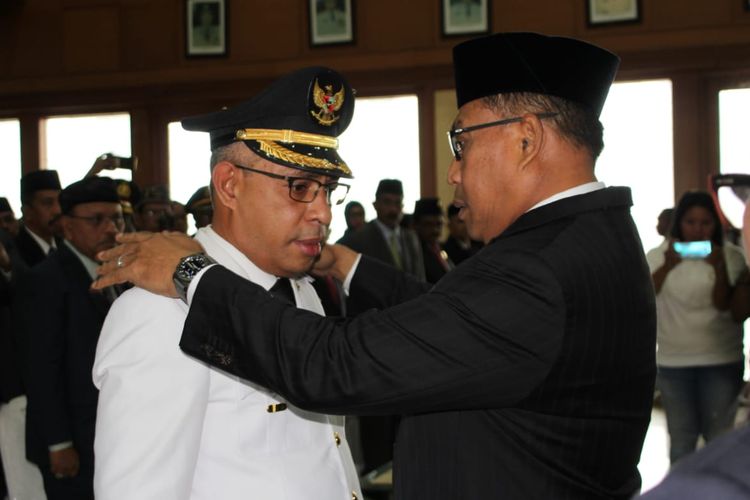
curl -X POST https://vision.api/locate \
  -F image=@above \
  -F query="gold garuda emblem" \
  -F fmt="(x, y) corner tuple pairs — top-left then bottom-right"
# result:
(310, 79), (345, 126)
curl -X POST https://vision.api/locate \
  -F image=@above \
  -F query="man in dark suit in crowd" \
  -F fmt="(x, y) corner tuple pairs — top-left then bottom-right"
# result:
(442, 203), (482, 265)
(0, 197), (20, 237)
(0, 229), (47, 500)
(95, 32), (657, 499)
(413, 198), (453, 284)
(339, 179), (425, 281)
(185, 186), (213, 230)
(16, 177), (124, 500)
(15, 170), (62, 268)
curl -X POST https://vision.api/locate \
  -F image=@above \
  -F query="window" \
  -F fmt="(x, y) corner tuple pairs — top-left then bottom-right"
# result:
(332, 94), (421, 242)
(597, 79), (674, 253)
(0, 119), (22, 214)
(167, 121), (212, 208)
(717, 88), (750, 229)
(44, 113), (132, 188)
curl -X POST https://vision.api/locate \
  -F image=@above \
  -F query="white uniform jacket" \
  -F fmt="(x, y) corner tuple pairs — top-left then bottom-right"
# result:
(93, 227), (361, 500)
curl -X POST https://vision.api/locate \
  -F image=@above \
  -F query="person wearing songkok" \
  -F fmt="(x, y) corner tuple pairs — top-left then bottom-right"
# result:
(185, 186), (213, 230)
(16, 170), (62, 267)
(0, 198), (19, 237)
(442, 203), (482, 265)
(0, 226), (46, 500)
(16, 176), (124, 500)
(93, 33), (656, 499)
(133, 184), (173, 232)
(93, 66), (361, 500)
(339, 179), (425, 282)
(413, 197), (454, 284)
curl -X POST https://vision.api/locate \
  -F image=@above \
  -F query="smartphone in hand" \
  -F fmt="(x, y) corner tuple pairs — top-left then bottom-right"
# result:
(673, 240), (712, 259)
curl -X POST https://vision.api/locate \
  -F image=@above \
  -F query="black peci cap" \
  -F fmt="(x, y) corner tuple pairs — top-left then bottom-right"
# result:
(375, 179), (404, 197)
(59, 177), (120, 215)
(413, 198), (443, 218)
(21, 170), (62, 199)
(185, 186), (212, 214)
(0, 197), (11, 213)
(452, 32), (619, 116)
(181, 66), (355, 179)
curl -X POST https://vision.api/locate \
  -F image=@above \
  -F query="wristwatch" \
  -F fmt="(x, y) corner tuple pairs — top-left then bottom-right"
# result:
(173, 253), (216, 303)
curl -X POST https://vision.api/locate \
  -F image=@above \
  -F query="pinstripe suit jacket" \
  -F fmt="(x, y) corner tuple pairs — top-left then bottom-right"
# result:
(180, 186), (657, 499)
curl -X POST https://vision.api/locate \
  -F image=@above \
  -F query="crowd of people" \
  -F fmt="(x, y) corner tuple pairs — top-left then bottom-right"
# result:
(0, 169), (213, 499)
(0, 29), (749, 500)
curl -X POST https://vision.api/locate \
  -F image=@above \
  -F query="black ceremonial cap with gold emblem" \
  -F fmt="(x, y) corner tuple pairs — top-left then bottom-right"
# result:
(181, 66), (355, 179)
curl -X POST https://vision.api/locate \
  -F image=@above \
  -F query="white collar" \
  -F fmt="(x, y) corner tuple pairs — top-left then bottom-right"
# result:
(527, 181), (606, 212)
(64, 240), (99, 280)
(24, 225), (56, 255)
(194, 226), (310, 292)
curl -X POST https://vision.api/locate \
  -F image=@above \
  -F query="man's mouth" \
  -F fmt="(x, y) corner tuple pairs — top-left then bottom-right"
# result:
(296, 239), (322, 257)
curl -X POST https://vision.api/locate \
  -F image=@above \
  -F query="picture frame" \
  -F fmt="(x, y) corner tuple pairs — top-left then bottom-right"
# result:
(186, 0), (227, 57)
(309, 0), (355, 47)
(586, 0), (640, 27)
(441, 0), (490, 37)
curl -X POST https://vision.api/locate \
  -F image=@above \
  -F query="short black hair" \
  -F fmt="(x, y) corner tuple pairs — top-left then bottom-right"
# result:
(670, 191), (723, 245)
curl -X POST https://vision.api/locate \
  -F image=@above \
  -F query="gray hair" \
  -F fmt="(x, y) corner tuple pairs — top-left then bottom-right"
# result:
(481, 92), (604, 161)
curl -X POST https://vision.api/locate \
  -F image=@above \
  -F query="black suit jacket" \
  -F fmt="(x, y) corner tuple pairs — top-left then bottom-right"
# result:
(15, 243), (111, 468)
(14, 225), (60, 268)
(339, 221), (425, 281)
(0, 229), (26, 402)
(180, 187), (657, 499)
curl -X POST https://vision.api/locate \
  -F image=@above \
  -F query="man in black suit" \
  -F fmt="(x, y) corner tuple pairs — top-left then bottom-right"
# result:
(0, 197), (20, 237)
(16, 170), (62, 267)
(0, 229), (47, 500)
(339, 179), (425, 281)
(413, 197), (453, 284)
(442, 203), (482, 265)
(95, 32), (656, 499)
(16, 177), (124, 500)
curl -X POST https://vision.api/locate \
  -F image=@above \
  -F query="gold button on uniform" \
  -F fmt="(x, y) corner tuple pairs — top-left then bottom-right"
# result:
(351, 492), (357, 500)
(334, 432), (341, 446)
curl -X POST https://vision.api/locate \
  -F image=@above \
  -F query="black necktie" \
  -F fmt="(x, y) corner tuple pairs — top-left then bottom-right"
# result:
(269, 278), (296, 306)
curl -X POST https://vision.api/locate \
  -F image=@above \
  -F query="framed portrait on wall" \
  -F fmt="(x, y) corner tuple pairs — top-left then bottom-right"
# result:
(186, 0), (227, 57)
(586, 0), (640, 26)
(309, 0), (355, 46)
(441, 0), (490, 37)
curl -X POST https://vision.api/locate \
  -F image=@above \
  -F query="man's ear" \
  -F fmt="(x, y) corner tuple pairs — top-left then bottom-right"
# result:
(517, 113), (545, 168)
(211, 161), (239, 210)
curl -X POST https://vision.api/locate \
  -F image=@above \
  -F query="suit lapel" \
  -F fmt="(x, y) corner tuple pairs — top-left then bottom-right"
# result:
(57, 244), (110, 320)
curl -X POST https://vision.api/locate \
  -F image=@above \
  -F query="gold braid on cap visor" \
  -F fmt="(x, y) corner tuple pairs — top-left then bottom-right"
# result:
(235, 128), (351, 176)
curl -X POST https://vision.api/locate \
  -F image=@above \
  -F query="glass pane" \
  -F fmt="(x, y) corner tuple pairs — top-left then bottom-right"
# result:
(0, 119), (22, 215)
(168, 121), (212, 234)
(332, 95), (420, 242)
(717, 88), (750, 228)
(44, 113), (132, 188)
(597, 79), (674, 253)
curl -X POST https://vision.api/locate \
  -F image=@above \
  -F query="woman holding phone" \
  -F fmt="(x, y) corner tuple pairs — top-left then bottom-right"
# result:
(646, 190), (747, 464)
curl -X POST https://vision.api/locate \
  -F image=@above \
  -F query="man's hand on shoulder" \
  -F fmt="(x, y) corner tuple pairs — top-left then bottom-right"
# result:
(93, 231), (203, 297)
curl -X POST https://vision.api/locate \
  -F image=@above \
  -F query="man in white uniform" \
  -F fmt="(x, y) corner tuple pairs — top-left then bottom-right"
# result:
(93, 66), (362, 500)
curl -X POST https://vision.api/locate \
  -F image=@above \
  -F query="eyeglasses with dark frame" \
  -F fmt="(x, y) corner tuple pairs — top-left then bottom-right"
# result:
(447, 112), (558, 161)
(232, 163), (351, 206)
(67, 213), (126, 229)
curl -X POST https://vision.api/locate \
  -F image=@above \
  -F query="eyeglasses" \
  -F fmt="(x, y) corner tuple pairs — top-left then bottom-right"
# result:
(233, 163), (350, 206)
(67, 213), (125, 229)
(447, 112), (558, 161)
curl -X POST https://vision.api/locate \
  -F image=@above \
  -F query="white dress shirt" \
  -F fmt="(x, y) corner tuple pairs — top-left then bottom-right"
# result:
(93, 226), (361, 500)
